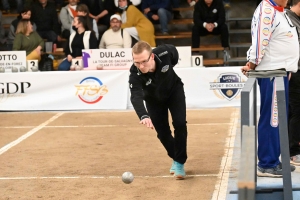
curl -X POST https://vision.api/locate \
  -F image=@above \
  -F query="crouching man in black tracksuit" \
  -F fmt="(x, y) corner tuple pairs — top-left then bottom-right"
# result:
(129, 41), (188, 180)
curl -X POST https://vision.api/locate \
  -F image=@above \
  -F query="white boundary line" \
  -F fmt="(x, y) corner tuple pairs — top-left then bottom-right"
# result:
(211, 108), (239, 200)
(0, 123), (231, 129)
(0, 174), (218, 180)
(0, 112), (64, 155)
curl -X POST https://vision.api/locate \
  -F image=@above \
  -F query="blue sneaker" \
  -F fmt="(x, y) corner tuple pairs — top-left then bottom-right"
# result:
(174, 161), (186, 180)
(170, 161), (176, 174)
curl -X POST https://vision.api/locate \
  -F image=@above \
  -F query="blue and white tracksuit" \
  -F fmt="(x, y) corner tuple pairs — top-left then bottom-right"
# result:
(247, 0), (299, 169)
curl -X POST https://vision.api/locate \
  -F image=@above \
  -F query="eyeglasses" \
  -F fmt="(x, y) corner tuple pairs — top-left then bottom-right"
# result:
(133, 54), (151, 66)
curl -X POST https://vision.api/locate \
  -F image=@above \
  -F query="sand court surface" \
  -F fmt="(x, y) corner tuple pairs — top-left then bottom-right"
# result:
(0, 107), (238, 200)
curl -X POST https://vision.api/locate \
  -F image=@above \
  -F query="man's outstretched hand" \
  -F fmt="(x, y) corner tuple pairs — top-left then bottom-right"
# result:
(140, 118), (154, 129)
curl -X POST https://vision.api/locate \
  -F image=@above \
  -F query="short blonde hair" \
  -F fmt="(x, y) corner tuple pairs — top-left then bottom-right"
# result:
(15, 19), (30, 35)
(132, 41), (152, 55)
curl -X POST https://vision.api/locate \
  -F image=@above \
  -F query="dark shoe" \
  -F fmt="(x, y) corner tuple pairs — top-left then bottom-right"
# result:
(257, 165), (283, 177)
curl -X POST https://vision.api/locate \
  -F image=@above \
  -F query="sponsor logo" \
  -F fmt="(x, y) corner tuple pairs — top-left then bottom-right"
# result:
(264, 7), (272, 14)
(0, 82), (31, 102)
(263, 17), (271, 25)
(271, 81), (278, 127)
(210, 73), (245, 101)
(262, 39), (269, 46)
(161, 65), (169, 73)
(75, 77), (108, 104)
(262, 28), (269, 36)
(286, 31), (293, 37)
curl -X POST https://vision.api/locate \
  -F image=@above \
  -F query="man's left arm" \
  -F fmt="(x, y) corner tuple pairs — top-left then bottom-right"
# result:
(165, 44), (179, 66)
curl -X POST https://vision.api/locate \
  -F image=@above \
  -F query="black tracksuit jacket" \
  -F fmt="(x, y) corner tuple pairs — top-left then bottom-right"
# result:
(129, 44), (182, 120)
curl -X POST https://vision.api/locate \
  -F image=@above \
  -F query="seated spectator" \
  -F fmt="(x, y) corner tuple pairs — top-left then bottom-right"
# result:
(76, 4), (99, 40)
(12, 19), (44, 61)
(59, 0), (78, 39)
(99, 14), (131, 49)
(80, 0), (116, 28)
(1, 0), (23, 13)
(7, 7), (37, 47)
(58, 16), (98, 71)
(31, 0), (61, 43)
(118, 0), (156, 47)
(142, 0), (172, 35)
(192, 0), (229, 52)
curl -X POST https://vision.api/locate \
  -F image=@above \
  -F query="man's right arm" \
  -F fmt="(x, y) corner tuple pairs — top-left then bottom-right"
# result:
(247, 4), (276, 66)
(129, 75), (149, 120)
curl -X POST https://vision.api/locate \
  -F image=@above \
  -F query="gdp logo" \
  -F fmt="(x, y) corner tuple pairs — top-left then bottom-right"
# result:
(210, 73), (245, 101)
(75, 77), (108, 104)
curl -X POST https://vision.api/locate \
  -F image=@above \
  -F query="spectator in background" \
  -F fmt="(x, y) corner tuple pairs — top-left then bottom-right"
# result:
(286, 0), (300, 166)
(1, 0), (23, 13)
(76, 4), (99, 40)
(142, 0), (173, 35)
(7, 7), (36, 47)
(59, 0), (78, 39)
(31, 0), (61, 43)
(12, 19), (44, 61)
(58, 16), (98, 71)
(99, 14), (131, 49)
(80, 0), (117, 28)
(0, 11), (8, 50)
(192, 0), (230, 55)
(241, 0), (298, 177)
(118, 0), (156, 47)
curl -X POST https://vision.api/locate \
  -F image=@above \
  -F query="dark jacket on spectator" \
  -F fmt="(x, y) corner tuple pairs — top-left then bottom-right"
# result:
(80, 0), (116, 17)
(193, 0), (225, 27)
(31, 1), (60, 35)
(141, 0), (172, 19)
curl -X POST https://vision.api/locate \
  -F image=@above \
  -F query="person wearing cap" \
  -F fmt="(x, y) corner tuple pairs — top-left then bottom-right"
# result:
(99, 14), (132, 49)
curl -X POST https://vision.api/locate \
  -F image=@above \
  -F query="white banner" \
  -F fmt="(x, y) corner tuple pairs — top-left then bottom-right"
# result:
(0, 67), (260, 111)
(127, 67), (257, 109)
(82, 48), (133, 70)
(0, 70), (129, 110)
(0, 51), (26, 72)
